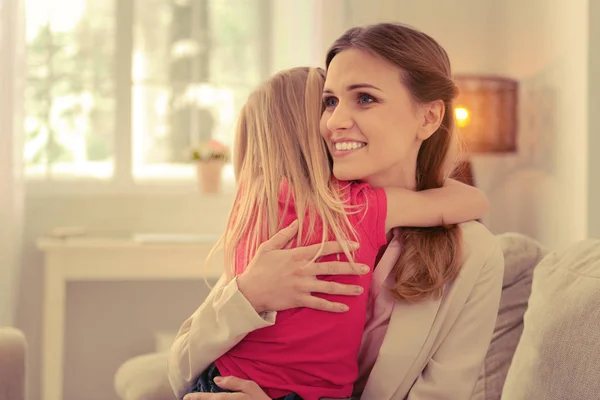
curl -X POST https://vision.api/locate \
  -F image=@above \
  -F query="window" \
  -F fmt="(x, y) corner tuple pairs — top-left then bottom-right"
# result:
(24, 0), (270, 187)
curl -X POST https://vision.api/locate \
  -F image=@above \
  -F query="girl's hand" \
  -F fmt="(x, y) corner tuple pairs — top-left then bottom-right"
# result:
(237, 220), (369, 313)
(183, 376), (270, 400)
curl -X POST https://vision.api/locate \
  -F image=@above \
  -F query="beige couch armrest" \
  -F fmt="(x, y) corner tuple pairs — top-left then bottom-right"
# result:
(0, 327), (27, 400)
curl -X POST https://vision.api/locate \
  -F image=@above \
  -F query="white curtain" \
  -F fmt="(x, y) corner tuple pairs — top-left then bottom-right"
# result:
(0, 0), (25, 326)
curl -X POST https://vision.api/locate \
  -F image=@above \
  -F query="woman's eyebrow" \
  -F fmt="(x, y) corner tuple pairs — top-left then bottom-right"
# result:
(323, 83), (382, 94)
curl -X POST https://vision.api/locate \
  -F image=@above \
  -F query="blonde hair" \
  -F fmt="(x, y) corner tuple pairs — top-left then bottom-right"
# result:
(211, 67), (358, 279)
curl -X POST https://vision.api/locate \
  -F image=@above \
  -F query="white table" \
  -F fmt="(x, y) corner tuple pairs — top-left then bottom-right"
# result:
(37, 235), (223, 400)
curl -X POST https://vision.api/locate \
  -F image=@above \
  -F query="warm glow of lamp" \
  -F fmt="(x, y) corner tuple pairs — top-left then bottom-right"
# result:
(454, 106), (471, 128)
(449, 75), (519, 189)
(453, 75), (518, 153)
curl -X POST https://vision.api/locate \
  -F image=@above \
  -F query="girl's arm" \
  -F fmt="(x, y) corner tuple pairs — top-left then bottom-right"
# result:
(384, 179), (488, 231)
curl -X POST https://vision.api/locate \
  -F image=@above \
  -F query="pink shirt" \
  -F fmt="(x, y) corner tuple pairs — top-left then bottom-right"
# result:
(215, 181), (388, 400)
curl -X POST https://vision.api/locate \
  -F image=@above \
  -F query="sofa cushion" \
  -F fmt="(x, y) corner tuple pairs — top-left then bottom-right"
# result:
(114, 352), (175, 400)
(471, 232), (546, 400)
(501, 239), (600, 399)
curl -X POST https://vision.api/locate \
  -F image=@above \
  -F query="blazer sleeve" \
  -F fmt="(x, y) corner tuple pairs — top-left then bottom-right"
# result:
(406, 239), (505, 400)
(167, 274), (276, 399)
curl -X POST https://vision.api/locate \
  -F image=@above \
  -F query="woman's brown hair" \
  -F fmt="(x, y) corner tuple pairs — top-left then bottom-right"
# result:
(326, 23), (463, 302)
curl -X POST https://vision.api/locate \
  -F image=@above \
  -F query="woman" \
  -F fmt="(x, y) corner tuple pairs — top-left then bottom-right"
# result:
(170, 22), (504, 400)
(184, 66), (487, 400)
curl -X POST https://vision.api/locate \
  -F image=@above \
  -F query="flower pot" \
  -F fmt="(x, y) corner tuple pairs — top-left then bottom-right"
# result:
(196, 160), (223, 194)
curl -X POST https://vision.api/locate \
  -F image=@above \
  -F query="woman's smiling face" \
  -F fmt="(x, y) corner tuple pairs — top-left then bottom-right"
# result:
(320, 48), (427, 189)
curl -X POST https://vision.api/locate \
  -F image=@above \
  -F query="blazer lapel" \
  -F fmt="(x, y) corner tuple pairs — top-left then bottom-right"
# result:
(361, 295), (442, 400)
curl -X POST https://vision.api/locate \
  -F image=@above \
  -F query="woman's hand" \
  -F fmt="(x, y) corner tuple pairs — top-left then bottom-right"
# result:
(237, 220), (369, 313)
(183, 376), (270, 400)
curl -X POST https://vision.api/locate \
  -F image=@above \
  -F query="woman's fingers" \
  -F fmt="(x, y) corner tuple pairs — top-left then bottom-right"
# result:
(258, 220), (298, 252)
(305, 261), (370, 276)
(311, 279), (364, 296)
(214, 376), (266, 396)
(299, 294), (350, 313)
(238, 230), (366, 314)
(183, 393), (246, 399)
(182, 376), (269, 399)
(294, 240), (360, 260)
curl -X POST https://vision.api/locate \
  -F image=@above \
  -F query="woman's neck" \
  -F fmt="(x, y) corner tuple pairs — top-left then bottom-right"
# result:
(365, 168), (416, 190)
(364, 156), (418, 190)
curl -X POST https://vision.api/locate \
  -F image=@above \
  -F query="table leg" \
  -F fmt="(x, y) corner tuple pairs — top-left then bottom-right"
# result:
(42, 266), (66, 400)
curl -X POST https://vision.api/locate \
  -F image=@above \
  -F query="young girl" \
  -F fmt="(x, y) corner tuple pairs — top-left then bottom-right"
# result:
(187, 67), (488, 400)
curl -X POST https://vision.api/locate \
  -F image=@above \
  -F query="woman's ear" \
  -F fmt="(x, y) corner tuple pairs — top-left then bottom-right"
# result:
(417, 100), (445, 140)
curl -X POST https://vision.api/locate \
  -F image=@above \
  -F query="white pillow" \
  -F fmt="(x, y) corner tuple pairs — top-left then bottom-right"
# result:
(501, 239), (600, 399)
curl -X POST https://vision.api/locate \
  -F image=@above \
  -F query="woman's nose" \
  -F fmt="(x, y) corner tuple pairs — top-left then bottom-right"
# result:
(326, 104), (354, 132)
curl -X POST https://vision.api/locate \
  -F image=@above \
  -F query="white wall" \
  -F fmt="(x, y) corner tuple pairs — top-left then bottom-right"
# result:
(483, 0), (589, 248)
(347, 0), (590, 249)
(347, 0), (502, 75)
(15, 1), (595, 400)
(269, 0), (321, 72)
(589, 0), (600, 238)
(268, 0), (349, 73)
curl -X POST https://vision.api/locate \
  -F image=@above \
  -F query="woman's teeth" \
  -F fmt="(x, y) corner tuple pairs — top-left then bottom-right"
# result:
(334, 142), (366, 151)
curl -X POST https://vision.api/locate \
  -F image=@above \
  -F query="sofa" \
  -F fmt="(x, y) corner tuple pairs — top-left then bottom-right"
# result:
(114, 233), (600, 400)
(0, 327), (27, 400)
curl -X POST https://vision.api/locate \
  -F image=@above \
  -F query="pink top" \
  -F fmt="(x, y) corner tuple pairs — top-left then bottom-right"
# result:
(354, 228), (402, 394)
(215, 181), (388, 400)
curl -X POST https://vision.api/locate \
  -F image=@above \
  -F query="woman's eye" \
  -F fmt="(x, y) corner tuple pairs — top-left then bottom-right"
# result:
(323, 97), (338, 108)
(358, 94), (375, 105)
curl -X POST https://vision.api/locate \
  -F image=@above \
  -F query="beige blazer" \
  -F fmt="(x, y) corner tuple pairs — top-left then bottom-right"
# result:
(168, 221), (504, 400)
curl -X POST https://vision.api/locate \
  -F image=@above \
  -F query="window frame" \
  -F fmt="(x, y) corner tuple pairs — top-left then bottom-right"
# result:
(24, 0), (272, 196)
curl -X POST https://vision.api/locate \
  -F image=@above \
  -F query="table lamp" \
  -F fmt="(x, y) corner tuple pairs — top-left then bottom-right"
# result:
(450, 75), (519, 186)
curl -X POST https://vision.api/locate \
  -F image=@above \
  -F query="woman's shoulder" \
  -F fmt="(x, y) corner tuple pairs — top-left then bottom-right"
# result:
(455, 221), (504, 282)
(458, 221), (500, 257)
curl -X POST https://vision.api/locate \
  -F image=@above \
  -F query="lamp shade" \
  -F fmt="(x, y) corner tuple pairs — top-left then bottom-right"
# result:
(453, 75), (518, 153)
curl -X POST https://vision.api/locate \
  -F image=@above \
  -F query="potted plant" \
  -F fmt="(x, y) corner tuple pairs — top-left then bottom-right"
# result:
(190, 139), (230, 193)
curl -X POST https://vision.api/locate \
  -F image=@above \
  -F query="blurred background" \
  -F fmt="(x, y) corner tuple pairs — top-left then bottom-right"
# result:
(0, 0), (598, 399)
